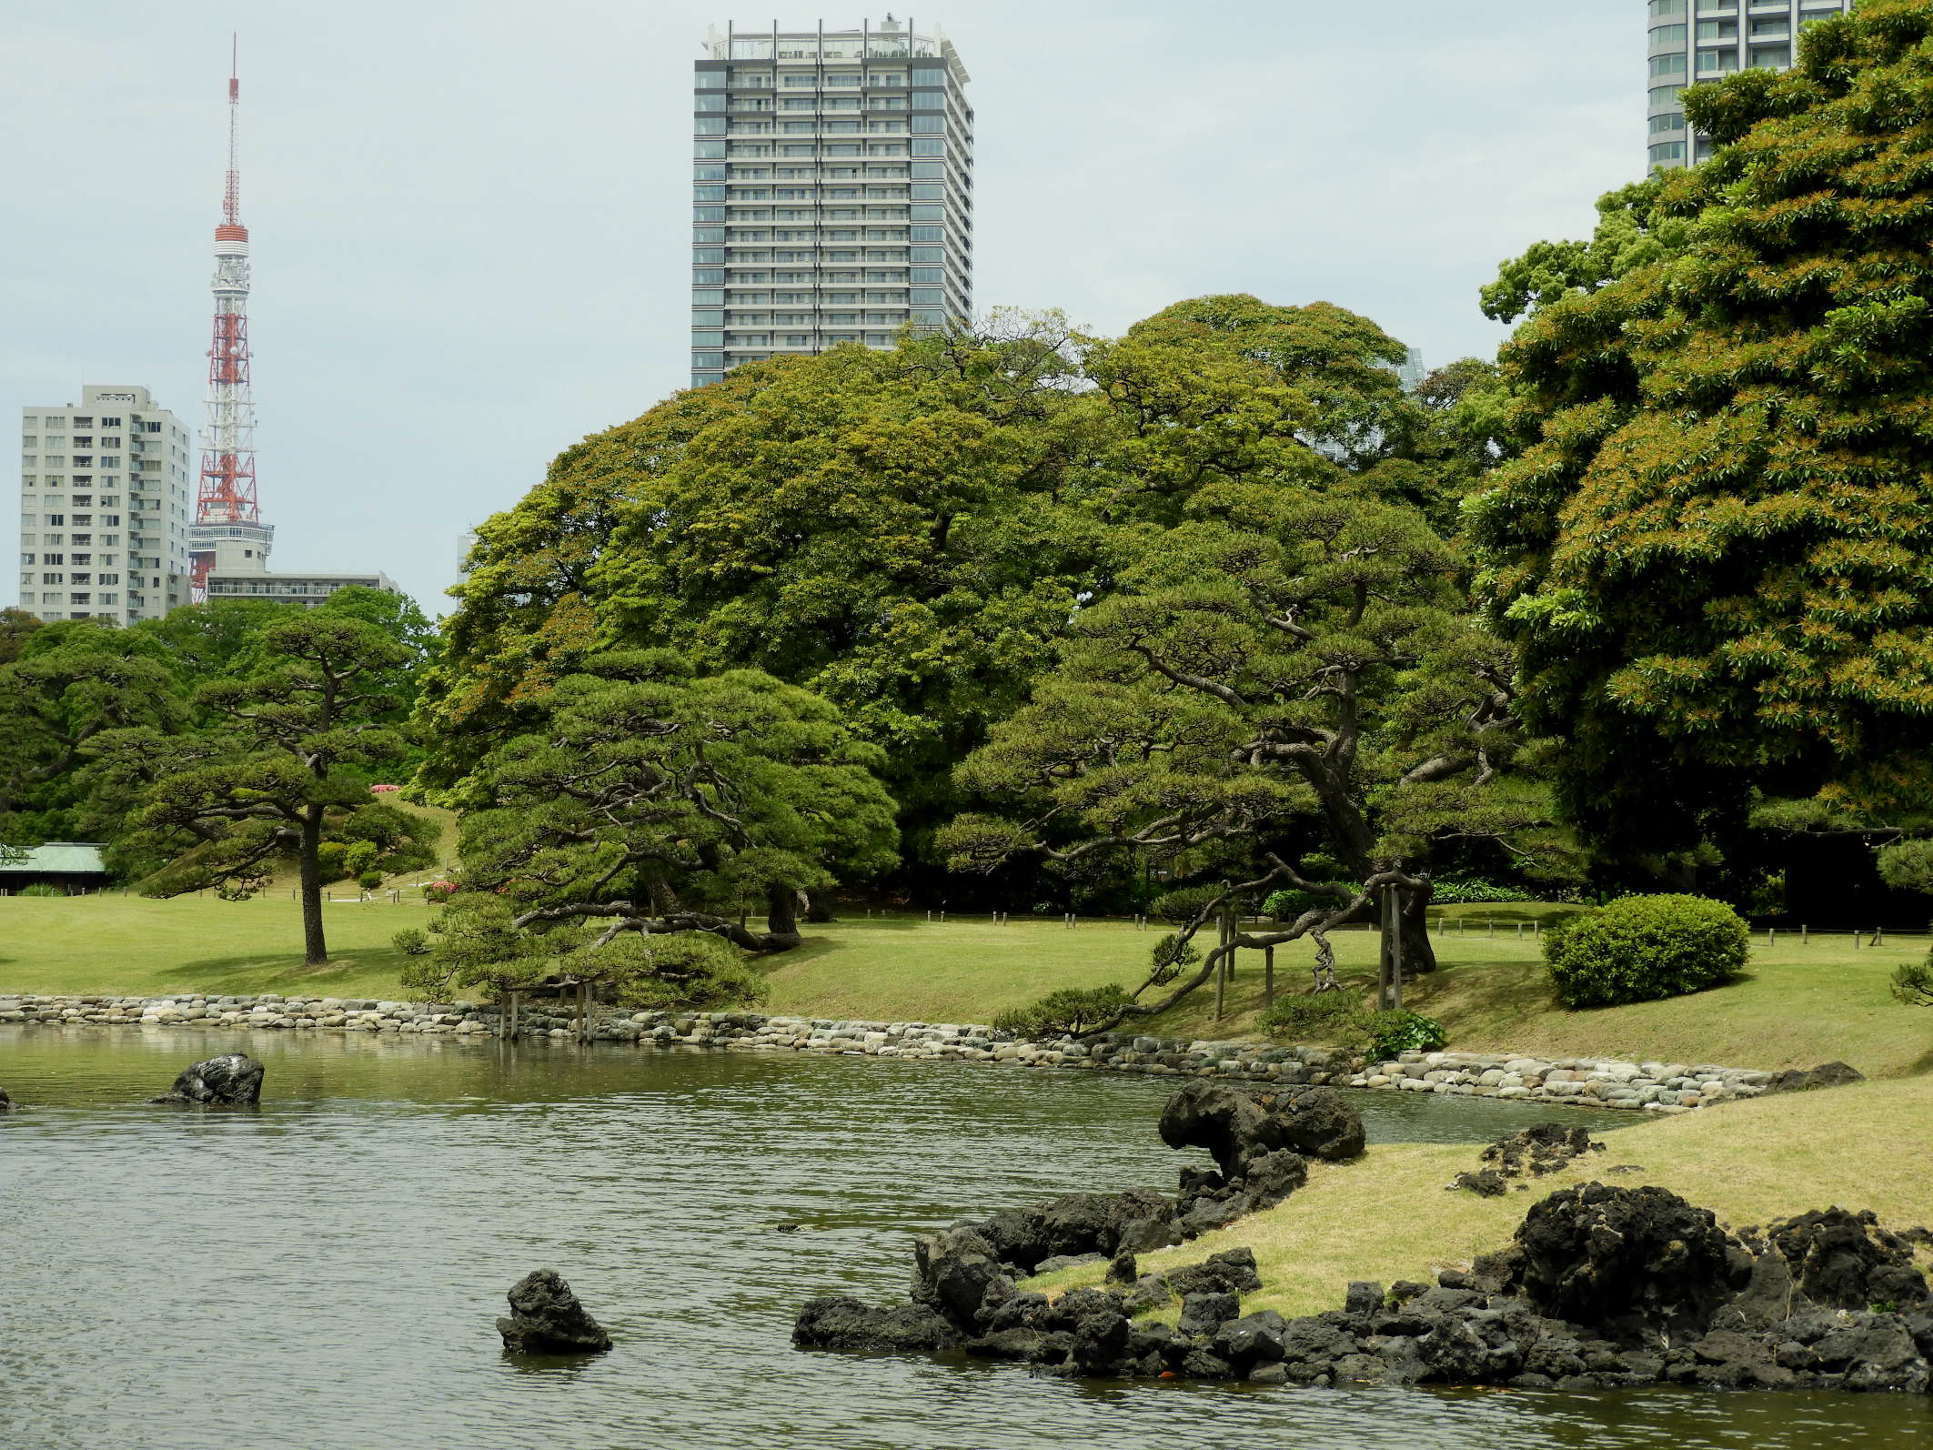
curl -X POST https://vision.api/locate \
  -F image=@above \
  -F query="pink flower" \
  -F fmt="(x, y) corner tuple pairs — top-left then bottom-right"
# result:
(370, 783), (402, 794)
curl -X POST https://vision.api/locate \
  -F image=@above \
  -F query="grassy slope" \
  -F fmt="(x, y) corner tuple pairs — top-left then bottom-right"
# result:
(1030, 1074), (1933, 1318)
(3, 899), (1928, 1077)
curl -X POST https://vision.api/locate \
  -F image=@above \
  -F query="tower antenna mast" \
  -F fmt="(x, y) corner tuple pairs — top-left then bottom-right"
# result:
(190, 33), (272, 600)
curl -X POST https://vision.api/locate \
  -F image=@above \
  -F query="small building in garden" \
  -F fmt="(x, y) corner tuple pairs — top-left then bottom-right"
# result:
(0, 842), (109, 895)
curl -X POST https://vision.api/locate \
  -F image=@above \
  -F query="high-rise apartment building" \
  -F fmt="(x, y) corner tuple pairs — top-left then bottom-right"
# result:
(691, 18), (974, 388)
(16, 384), (195, 625)
(1647, 0), (1854, 170)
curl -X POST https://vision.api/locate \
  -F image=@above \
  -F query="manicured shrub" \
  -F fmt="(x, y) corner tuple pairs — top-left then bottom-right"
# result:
(392, 927), (431, 957)
(1893, 955), (1933, 1007)
(1262, 888), (1325, 921)
(1542, 893), (1748, 1009)
(314, 841), (351, 885)
(343, 840), (380, 877)
(993, 984), (1133, 1039)
(1259, 990), (1362, 1041)
(15, 882), (63, 898)
(357, 870), (385, 890)
(1429, 877), (1534, 905)
(1363, 1008), (1446, 1060)
(1149, 885), (1223, 925)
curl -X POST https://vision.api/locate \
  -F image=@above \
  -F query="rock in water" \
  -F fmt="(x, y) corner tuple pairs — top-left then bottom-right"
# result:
(151, 1054), (264, 1106)
(0, 1087), (17, 1112)
(496, 1269), (612, 1354)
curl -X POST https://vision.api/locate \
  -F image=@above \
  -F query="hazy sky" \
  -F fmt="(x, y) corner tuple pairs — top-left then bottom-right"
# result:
(2, 1), (1637, 616)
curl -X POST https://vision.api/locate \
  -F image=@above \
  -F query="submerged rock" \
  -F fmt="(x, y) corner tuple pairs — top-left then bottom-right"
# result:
(793, 1296), (960, 1353)
(0, 1087), (17, 1112)
(150, 1053), (264, 1106)
(496, 1269), (612, 1354)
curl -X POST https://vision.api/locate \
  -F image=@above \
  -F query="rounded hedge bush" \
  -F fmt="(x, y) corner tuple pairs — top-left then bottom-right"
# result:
(1543, 893), (1748, 1009)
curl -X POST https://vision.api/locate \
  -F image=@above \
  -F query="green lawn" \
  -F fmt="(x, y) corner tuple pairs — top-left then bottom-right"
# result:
(1031, 1072), (1933, 1318)
(4, 896), (1929, 1077)
(0, 892), (432, 1000)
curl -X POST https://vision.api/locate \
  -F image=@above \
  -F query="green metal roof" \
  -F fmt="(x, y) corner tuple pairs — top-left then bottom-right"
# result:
(0, 842), (107, 875)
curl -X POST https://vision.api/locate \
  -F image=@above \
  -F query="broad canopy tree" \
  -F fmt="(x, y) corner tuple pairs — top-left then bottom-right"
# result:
(408, 653), (898, 1007)
(940, 482), (1563, 1027)
(1471, 0), (1933, 866)
(115, 614), (412, 965)
(422, 299), (1452, 900)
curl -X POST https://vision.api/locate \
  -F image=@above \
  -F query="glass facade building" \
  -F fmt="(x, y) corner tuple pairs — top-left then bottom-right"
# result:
(691, 18), (973, 389)
(1647, 0), (1854, 170)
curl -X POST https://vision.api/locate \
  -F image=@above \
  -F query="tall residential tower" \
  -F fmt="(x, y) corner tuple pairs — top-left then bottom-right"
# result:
(691, 18), (974, 389)
(16, 385), (196, 625)
(1647, 0), (1854, 170)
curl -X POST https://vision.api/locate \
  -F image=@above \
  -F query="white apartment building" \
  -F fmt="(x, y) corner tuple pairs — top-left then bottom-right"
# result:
(1647, 0), (1855, 170)
(691, 17), (974, 388)
(17, 384), (194, 625)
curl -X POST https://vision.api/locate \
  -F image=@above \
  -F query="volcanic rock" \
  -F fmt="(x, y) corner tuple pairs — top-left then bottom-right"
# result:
(151, 1053), (264, 1106)
(495, 1269), (612, 1354)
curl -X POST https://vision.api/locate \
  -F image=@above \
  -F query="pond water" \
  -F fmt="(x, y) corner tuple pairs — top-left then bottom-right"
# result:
(0, 1028), (1926, 1450)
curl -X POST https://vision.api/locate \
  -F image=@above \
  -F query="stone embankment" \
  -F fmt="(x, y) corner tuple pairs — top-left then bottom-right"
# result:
(0, 994), (1775, 1113)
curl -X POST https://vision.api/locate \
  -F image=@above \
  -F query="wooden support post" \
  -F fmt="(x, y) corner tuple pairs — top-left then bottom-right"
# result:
(1213, 906), (1230, 1021)
(1264, 945), (1276, 1012)
(1802, 923), (1809, 945)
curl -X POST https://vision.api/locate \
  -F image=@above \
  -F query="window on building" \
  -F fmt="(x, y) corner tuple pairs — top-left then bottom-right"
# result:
(1650, 140), (1688, 164)
(1650, 52), (1689, 76)
(696, 116), (727, 134)
(1650, 112), (1685, 133)
(911, 138), (945, 155)
(1650, 23), (1688, 46)
(1751, 44), (1792, 66)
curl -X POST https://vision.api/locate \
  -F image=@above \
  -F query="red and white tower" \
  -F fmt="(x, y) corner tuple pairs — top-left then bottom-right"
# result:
(188, 38), (274, 600)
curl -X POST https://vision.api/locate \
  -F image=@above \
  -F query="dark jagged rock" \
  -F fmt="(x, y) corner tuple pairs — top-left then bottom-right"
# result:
(1756, 1208), (1930, 1311)
(1035, 1252), (1105, 1276)
(963, 1188), (1178, 1274)
(1069, 1307), (1131, 1375)
(1164, 1247), (1264, 1297)
(151, 1053), (264, 1106)
(794, 1296), (960, 1353)
(1178, 1291), (1240, 1337)
(1343, 1281), (1383, 1320)
(1105, 1251), (1137, 1286)
(495, 1269), (612, 1354)
(0, 1087), (16, 1112)
(1480, 1123), (1605, 1179)
(1213, 1311), (1288, 1374)
(1767, 1061), (1866, 1094)
(1506, 1183), (1748, 1344)
(911, 1226), (1015, 1325)
(1159, 1081), (1364, 1177)
(1452, 1169), (1508, 1198)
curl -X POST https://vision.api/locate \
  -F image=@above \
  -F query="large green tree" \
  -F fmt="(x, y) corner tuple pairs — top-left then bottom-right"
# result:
(120, 614), (411, 964)
(940, 482), (1566, 1020)
(411, 654), (896, 1005)
(425, 299), (1446, 896)
(1471, 1), (1933, 864)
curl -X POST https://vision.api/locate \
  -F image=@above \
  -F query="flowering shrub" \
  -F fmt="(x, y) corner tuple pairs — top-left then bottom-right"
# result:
(423, 879), (458, 903)
(369, 783), (402, 794)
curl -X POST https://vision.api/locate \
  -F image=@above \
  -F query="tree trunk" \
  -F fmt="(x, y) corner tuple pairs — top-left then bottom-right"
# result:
(298, 805), (328, 966)
(763, 883), (803, 951)
(1377, 883), (1437, 987)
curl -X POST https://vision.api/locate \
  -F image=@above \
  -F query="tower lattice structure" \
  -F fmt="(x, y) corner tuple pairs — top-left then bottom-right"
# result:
(190, 41), (268, 598)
